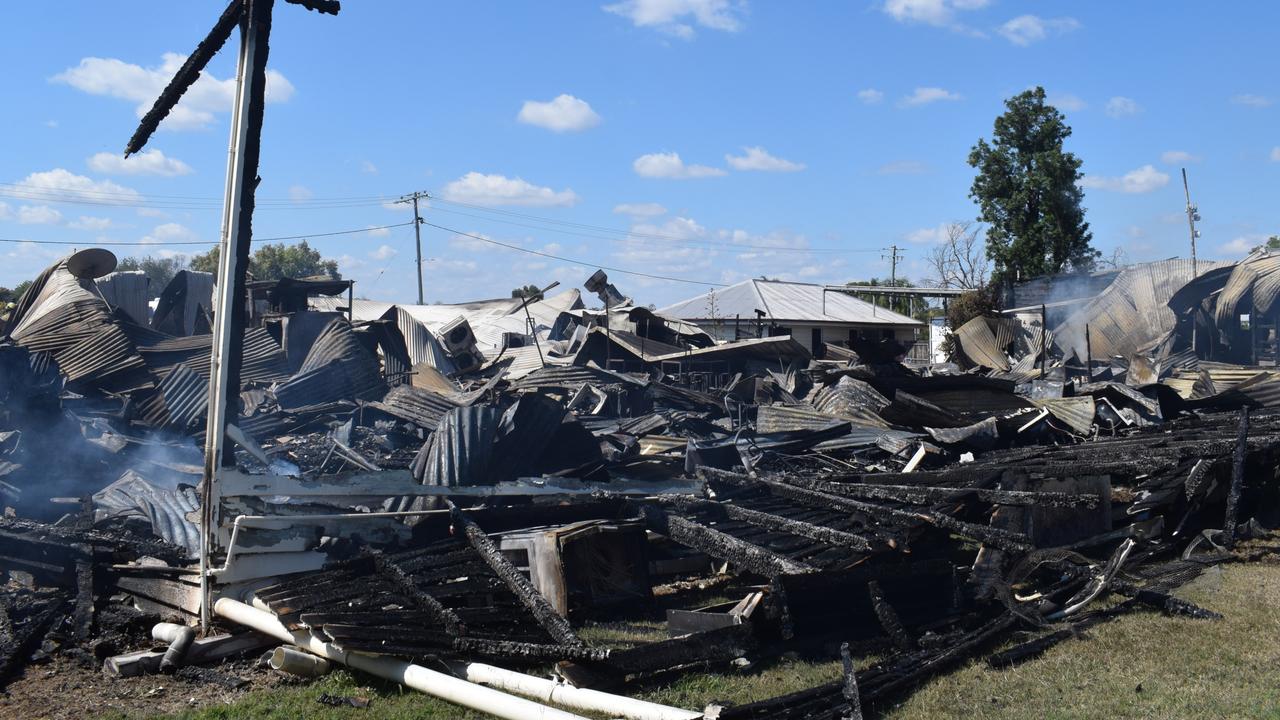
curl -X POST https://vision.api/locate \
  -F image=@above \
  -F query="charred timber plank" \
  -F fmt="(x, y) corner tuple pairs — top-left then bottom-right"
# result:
(642, 505), (814, 578)
(867, 580), (913, 651)
(72, 556), (94, 641)
(1224, 407), (1250, 548)
(840, 641), (863, 720)
(452, 637), (610, 663)
(593, 624), (754, 679)
(450, 505), (583, 647)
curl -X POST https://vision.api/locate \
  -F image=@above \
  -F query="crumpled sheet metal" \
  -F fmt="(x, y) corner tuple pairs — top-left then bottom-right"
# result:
(95, 271), (151, 327)
(1054, 259), (1226, 362)
(809, 375), (891, 428)
(1032, 396), (1097, 435)
(93, 469), (200, 557)
(954, 316), (1050, 372)
(365, 384), (460, 432)
(151, 270), (214, 336)
(275, 318), (388, 409)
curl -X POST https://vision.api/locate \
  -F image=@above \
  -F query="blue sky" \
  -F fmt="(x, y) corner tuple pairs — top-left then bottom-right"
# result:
(1, 1), (1277, 306)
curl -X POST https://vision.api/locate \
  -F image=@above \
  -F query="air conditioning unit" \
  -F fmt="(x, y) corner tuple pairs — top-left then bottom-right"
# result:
(440, 316), (478, 355)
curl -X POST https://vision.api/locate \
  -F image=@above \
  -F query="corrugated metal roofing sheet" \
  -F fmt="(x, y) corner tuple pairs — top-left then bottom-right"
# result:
(808, 375), (891, 428)
(365, 384), (460, 431)
(95, 271), (151, 327)
(658, 279), (922, 326)
(1054, 259), (1228, 360)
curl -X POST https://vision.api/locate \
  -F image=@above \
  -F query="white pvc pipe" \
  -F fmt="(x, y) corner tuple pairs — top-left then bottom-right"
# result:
(456, 661), (703, 720)
(214, 598), (589, 720)
(269, 646), (331, 677)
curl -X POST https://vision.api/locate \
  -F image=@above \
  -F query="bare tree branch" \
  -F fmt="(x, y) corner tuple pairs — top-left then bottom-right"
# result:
(927, 222), (990, 289)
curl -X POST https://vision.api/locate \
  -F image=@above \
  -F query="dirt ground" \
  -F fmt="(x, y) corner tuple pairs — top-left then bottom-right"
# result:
(0, 654), (284, 720)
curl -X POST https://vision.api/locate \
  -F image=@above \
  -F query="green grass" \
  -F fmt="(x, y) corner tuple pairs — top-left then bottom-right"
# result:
(155, 561), (1280, 720)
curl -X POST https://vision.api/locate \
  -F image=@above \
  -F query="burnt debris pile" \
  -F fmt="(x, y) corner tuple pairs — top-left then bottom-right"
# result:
(3, 251), (1280, 718)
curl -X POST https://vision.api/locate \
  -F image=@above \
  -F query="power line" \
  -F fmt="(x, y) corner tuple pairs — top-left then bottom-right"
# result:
(0, 221), (414, 247)
(419, 220), (727, 288)
(0, 183), (886, 256)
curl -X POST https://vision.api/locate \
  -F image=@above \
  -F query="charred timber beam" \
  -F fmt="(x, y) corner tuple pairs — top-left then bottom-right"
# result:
(642, 505), (814, 578)
(284, 0), (340, 13)
(663, 497), (878, 552)
(125, 0), (243, 156)
(800, 478), (1099, 509)
(449, 504), (583, 647)
(452, 637), (610, 663)
(368, 552), (465, 637)
(758, 479), (1033, 554)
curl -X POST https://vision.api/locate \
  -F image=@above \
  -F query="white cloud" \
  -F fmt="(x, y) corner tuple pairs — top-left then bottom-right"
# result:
(88, 149), (192, 176)
(1219, 235), (1269, 255)
(882, 0), (989, 27)
(857, 88), (885, 105)
(517, 94), (601, 132)
(1105, 96), (1141, 117)
(1271, 147), (1280, 162)
(898, 87), (962, 107)
(1161, 150), (1201, 165)
(1080, 165), (1169, 194)
(442, 172), (580, 207)
(141, 222), (200, 245)
(633, 152), (726, 179)
(52, 53), (294, 131)
(0, 202), (10, 221)
(17, 206), (63, 225)
(878, 160), (929, 175)
(370, 244), (397, 260)
(360, 160), (378, 175)
(1047, 93), (1086, 112)
(998, 15), (1080, 46)
(448, 231), (499, 252)
(603, 0), (744, 39)
(903, 223), (950, 244)
(613, 202), (667, 217)
(1231, 94), (1273, 108)
(725, 146), (805, 172)
(13, 168), (141, 204)
(68, 216), (112, 231)
(366, 225), (392, 238)
(288, 185), (314, 202)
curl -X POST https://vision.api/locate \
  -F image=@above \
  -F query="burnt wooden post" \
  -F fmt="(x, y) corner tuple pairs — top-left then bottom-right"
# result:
(124, 0), (340, 631)
(1224, 407), (1250, 548)
(1085, 323), (1092, 377)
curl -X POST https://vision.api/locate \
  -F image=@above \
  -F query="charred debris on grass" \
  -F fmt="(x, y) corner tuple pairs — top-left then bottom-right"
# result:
(4, 243), (1280, 717)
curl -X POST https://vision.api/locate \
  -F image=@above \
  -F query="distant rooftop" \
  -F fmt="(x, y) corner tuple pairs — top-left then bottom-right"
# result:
(659, 278), (921, 326)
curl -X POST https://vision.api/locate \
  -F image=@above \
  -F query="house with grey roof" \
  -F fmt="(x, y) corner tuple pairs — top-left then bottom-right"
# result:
(658, 278), (922, 357)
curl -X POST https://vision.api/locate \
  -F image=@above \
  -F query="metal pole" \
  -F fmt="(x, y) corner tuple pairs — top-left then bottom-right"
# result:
(1182, 168), (1198, 277)
(1040, 303), (1047, 378)
(200, 0), (271, 633)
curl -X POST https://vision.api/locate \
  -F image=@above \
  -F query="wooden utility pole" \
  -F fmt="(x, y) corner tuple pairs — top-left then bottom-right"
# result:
(882, 245), (903, 313)
(397, 191), (429, 305)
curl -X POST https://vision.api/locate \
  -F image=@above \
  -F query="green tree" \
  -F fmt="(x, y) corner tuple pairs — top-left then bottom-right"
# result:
(510, 284), (542, 300)
(187, 241), (340, 281)
(1251, 235), (1280, 253)
(0, 280), (32, 305)
(845, 278), (930, 321)
(117, 255), (187, 297)
(969, 87), (1097, 285)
